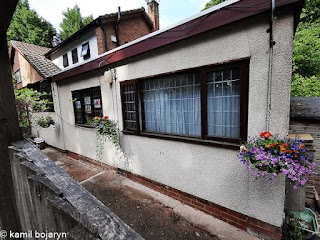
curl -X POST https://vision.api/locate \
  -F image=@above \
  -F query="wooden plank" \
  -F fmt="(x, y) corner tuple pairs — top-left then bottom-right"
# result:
(12, 140), (143, 240)
(288, 133), (314, 142)
(0, 6), (22, 232)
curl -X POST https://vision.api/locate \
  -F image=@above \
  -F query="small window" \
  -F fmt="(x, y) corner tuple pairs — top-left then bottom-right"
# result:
(71, 48), (78, 64)
(71, 87), (102, 125)
(81, 42), (90, 60)
(63, 53), (69, 67)
(13, 69), (21, 84)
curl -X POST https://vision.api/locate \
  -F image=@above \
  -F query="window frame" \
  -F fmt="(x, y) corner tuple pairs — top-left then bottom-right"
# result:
(120, 59), (249, 146)
(71, 86), (103, 126)
(14, 69), (22, 84)
(81, 42), (91, 60)
(63, 53), (69, 67)
(71, 48), (79, 64)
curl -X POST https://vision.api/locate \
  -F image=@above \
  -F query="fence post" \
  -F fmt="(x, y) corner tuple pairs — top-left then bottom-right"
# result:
(0, 0), (22, 232)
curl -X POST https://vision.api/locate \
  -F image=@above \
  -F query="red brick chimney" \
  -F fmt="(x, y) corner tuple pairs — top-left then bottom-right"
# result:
(146, 0), (159, 31)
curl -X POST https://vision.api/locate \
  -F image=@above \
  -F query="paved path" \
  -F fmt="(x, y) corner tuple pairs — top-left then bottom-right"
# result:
(42, 147), (259, 240)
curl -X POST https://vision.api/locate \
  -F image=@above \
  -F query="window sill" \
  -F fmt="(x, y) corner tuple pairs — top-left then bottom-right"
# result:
(75, 124), (95, 129)
(122, 130), (240, 150)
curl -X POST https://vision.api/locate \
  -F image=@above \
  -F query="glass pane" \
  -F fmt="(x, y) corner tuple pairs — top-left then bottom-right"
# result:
(123, 84), (136, 130)
(208, 67), (240, 138)
(142, 72), (201, 136)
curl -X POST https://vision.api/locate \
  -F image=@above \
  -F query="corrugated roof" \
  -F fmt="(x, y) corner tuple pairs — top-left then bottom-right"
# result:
(11, 40), (60, 78)
(290, 97), (320, 120)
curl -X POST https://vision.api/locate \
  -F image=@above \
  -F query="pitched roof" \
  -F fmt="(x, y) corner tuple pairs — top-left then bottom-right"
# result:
(52, 0), (303, 82)
(11, 40), (60, 78)
(45, 8), (153, 57)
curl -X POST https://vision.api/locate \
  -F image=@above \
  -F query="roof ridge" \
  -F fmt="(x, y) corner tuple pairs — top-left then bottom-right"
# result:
(11, 40), (52, 52)
(100, 7), (145, 18)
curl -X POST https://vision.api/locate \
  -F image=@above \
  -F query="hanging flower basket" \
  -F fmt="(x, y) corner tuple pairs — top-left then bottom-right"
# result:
(239, 132), (317, 189)
(90, 116), (120, 159)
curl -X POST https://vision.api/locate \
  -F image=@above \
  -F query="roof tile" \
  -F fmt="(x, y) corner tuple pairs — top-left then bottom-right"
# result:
(11, 40), (60, 78)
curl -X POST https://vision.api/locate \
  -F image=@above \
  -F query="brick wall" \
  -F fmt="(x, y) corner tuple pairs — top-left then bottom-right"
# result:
(66, 150), (283, 240)
(95, 16), (152, 55)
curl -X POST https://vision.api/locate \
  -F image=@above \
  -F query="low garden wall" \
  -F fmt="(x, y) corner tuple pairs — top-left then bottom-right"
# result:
(7, 140), (142, 240)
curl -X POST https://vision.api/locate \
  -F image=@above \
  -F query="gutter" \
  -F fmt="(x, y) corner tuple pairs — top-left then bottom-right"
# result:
(115, 7), (121, 47)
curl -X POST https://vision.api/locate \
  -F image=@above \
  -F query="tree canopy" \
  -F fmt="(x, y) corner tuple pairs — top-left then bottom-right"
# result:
(291, 0), (320, 97)
(202, 0), (225, 10)
(7, 0), (56, 47)
(59, 5), (94, 41)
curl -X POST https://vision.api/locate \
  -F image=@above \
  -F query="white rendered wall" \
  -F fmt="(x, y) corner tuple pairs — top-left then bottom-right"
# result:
(43, 10), (294, 227)
(51, 31), (99, 70)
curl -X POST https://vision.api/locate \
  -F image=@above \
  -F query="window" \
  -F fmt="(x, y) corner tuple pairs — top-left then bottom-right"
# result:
(121, 60), (249, 144)
(81, 42), (90, 60)
(71, 87), (102, 124)
(142, 73), (201, 136)
(13, 69), (21, 84)
(71, 48), (78, 64)
(63, 53), (69, 67)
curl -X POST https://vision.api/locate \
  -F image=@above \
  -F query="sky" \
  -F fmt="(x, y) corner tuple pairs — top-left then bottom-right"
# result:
(28, 0), (209, 32)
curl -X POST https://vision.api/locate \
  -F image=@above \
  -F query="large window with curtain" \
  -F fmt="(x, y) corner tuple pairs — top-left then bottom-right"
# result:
(120, 60), (248, 144)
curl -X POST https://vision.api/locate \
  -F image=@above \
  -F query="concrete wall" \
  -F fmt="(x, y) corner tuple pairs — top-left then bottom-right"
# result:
(40, 10), (295, 228)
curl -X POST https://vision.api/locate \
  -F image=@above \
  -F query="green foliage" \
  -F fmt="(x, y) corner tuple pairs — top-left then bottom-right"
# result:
(293, 23), (320, 77)
(91, 116), (120, 160)
(291, 74), (320, 97)
(14, 87), (50, 136)
(283, 217), (304, 240)
(59, 5), (94, 41)
(291, 0), (320, 96)
(7, 0), (56, 47)
(37, 116), (54, 128)
(202, 0), (225, 10)
(299, 0), (320, 26)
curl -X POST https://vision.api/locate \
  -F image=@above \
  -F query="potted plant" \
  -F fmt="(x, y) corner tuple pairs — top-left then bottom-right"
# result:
(239, 131), (316, 190)
(36, 116), (55, 128)
(91, 116), (120, 159)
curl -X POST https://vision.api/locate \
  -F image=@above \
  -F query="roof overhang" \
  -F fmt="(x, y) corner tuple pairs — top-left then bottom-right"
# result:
(52, 0), (303, 82)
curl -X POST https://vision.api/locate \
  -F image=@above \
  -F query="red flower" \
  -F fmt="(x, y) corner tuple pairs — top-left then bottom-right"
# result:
(260, 131), (273, 139)
(103, 116), (109, 120)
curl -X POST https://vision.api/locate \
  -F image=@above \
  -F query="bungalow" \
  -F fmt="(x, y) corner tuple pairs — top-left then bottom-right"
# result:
(34, 0), (304, 239)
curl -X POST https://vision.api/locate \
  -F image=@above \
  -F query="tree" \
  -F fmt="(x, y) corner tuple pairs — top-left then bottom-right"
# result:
(14, 87), (50, 137)
(7, 0), (56, 47)
(202, 0), (225, 10)
(59, 5), (94, 41)
(291, 0), (320, 96)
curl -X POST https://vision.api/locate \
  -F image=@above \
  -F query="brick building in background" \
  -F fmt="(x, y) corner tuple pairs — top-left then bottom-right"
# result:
(45, 0), (160, 70)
